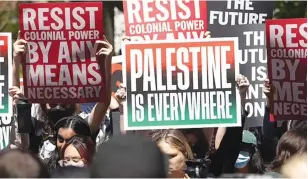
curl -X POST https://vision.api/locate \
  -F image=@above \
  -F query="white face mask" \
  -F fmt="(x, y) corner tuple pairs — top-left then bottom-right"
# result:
(59, 160), (85, 167)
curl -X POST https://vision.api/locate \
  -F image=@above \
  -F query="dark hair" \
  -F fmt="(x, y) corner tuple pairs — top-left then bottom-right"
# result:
(54, 116), (91, 138)
(60, 135), (95, 164)
(271, 129), (307, 171)
(0, 149), (49, 178)
(248, 146), (266, 174)
(181, 129), (210, 158)
(51, 166), (90, 178)
(40, 104), (77, 130)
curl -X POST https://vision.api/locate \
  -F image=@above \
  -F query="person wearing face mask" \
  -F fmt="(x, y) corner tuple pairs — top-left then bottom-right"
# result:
(59, 135), (95, 168)
(152, 129), (194, 178)
(39, 116), (94, 172)
(234, 130), (266, 174)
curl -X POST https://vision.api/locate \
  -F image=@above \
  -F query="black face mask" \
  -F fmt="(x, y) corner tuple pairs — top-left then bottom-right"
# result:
(47, 105), (75, 127)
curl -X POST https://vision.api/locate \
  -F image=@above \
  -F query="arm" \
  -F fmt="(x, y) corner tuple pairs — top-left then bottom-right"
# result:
(88, 37), (113, 133)
(214, 75), (250, 150)
(261, 79), (278, 162)
(12, 32), (27, 88)
(209, 74), (250, 176)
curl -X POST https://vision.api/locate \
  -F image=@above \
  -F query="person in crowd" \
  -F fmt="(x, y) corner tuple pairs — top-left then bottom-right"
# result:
(261, 79), (307, 165)
(59, 135), (95, 167)
(91, 134), (168, 178)
(40, 116), (95, 172)
(181, 129), (209, 159)
(0, 149), (49, 178)
(206, 74), (250, 176)
(152, 129), (194, 178)
(261, 79), (289, 164)
(281, 153), (307, 178)
(9, 33), (113, 153)
(234, 130), (266, 174)
(271, 128), (307, 172)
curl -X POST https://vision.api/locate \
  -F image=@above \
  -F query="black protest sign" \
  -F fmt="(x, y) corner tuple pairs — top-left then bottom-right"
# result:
(207, 0), (274, 31)
(212, 23), (267, 128)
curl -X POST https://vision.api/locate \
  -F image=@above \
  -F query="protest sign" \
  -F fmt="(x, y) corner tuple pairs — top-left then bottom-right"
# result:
(19, 2), (104, 104)
(123, 38), (241, 130)
(0, 33), (12, 149)
(205, 0), (274, 127)
(123, 0), (207, 41)
(207, 0), (274, 32)
(266, 18), (307, 121)
(214, 24), (267, 128)
(80, 56), (124, 114)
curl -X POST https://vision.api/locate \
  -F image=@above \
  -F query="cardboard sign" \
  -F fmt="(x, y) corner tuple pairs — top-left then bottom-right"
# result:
(19, 2), (104, 104)
(214, 24), (267, 128)
(123, 0), (207, 41)
(123, 38), (241, 130)
(80, 56), (124, 114)
(206, 0), (274, 127)
(0, 33), (12, 149)
(266, 18), (307, 121)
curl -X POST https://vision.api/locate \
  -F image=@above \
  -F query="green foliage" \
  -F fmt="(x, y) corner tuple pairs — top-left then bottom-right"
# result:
(274, 1), (307, 19)
(0, 2), (19, 40)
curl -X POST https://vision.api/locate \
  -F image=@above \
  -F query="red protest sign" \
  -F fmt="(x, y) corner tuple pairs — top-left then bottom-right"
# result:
(123, 0), (207, 41)
(266, 18), (307, 121)
(19, 2), (104, 104)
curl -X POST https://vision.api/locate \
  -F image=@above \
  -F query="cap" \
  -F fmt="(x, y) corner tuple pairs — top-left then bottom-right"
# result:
(242, 130), (257, 145)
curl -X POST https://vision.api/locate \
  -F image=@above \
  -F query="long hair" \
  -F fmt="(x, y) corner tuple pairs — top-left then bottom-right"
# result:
(151, 129), (194, 160)
(271, 128), (307, 171)
(248, 146), (266, 174)
(42, 116), (91, 173)
(54, 116), (92, 138)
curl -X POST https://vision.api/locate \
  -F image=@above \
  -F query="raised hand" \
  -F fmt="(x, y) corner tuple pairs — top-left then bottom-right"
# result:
(115, 83), (127, 104)
(236, 74), (250, 97)
(95, 35), (113, 57)
(9, 86), (25, 105)
(13, 31), (28, 61)
(204, 31), (211, 38)
(263, 79), (275, 107)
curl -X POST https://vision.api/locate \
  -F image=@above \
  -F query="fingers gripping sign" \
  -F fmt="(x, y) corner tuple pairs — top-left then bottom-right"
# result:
(13, 31), (28, 60)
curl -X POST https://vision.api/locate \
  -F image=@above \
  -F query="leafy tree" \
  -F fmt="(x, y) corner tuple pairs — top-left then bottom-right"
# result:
(274, 1), (307, 18)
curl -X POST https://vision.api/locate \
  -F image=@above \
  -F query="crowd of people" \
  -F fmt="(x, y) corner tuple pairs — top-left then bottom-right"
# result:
(0, 31), (306, 178)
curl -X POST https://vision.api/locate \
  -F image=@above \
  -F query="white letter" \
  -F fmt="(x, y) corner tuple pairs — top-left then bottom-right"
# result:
(270, 25), (284, 47)
(72, 7), (85, 30)
(23, 8), (37, 30)
(38, 8), (50, 30)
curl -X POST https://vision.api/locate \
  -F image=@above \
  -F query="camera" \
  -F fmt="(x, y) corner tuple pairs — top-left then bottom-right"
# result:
(185, 158), (212, 178)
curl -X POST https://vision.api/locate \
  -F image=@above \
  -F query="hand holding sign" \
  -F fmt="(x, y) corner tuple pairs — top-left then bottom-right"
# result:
(204, 31), (211, 38)
(262, 79), (275, 107)
(96, 36), (113, 57)
(95, 36), (113, 77)
(115, 84), (127, 104)
(236, 74), (250, 97)
(13, 31), (28, 61)
(9, 86), (25, 105)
